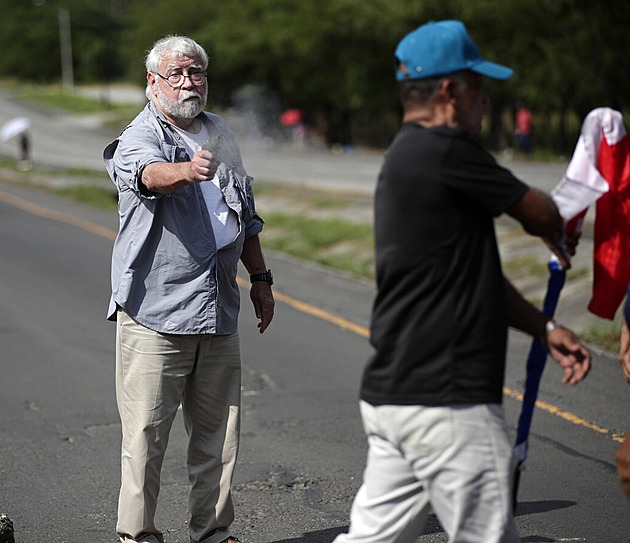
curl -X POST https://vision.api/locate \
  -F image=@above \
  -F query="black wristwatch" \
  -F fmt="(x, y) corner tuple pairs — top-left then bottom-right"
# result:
(250, 269), (273, 286)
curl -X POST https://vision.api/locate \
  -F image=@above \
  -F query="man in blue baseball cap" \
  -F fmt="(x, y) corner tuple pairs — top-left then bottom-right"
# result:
(332, 20), (591, 543)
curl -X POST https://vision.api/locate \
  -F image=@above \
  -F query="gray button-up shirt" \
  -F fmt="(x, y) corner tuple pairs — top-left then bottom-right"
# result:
(103, 100), (263, 335)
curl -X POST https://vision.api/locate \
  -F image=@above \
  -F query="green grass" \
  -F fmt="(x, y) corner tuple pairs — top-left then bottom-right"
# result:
(582, 321), (622, 353)
(261, 211), (374, 279)
(22, 88), (115, 113)
(0, 155), (107, 179)
(254, 182), (351, 210)
(14, 83), (136, 113)
(565, 266), (590, 283)
(56, 185), (118, 211)
(0, 156), (118, 210)
(0, 155), (26, 171)
(503, 254), (549, 279)
(7, 83), (144, 132)
(503, 255), (590, 285)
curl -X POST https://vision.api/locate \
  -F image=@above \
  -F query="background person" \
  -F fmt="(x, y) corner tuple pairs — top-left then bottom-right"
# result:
(333, 20), (591, 543)
(515, 101), (533, 157)
(103, 35), (274, 543)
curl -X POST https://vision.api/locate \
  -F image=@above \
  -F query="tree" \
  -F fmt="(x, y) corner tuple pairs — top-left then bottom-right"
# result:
(2, 0), (628, 151)
(0, 0), (126, 84)
(198, 0), (430, 145)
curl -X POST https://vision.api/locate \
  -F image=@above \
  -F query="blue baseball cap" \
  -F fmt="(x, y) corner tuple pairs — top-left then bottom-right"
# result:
(395, 20), (513, 81)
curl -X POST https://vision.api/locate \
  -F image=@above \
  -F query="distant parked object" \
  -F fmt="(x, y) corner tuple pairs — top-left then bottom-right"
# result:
(1, 117), (32, 170)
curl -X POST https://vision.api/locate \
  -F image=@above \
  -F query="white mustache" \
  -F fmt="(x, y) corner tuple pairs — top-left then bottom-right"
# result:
(179, 90), (202, 101)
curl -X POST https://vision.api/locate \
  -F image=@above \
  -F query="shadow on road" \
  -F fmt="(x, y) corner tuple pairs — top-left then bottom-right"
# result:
(269, 514), (448, 542)
(516, 499), (576, 517)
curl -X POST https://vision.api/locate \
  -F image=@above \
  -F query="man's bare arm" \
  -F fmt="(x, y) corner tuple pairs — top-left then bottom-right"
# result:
(507, 188), (570, 268)
(504, 277), (590, 385)
(142, 150), (218, 193)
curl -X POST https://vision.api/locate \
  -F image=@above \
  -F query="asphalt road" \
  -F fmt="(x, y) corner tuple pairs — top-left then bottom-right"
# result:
(0, 90), (629, 542)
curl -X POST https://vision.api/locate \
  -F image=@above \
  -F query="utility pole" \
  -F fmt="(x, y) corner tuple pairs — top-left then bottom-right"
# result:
(58, 7), (74, 93)
(33, 1), (75, 93)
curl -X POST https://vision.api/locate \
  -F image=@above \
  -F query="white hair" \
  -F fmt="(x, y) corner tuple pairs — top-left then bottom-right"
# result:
(144, 35), (209, 100)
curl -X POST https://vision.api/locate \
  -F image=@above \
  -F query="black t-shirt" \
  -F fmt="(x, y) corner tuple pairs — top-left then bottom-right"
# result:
(361, 123), (529, 406)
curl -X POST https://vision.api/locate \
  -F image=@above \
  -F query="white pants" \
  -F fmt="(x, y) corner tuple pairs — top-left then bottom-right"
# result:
(334, 401), (519, 543)
(115, 310), (241, 543)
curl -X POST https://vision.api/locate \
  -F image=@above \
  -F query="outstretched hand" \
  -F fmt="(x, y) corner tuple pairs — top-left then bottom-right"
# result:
(546, 325), (591, 384)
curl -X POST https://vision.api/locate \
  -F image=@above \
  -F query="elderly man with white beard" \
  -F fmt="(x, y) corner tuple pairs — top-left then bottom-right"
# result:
(103, 35), (274, 543)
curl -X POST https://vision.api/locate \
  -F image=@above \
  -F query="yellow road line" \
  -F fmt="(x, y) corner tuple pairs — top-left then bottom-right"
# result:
(2, 186), (622, 443)
(503, 388), (623, 442)
(0, 189), (117, 240)
(236, 276), (369, 338)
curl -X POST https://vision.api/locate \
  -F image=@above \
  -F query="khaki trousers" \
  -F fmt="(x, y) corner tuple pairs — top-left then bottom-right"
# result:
(115, 310), (241, 543)
(334, 402), (519, 543)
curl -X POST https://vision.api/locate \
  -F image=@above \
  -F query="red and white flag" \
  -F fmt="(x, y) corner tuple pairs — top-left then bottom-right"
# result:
(551, 107), (630, 319)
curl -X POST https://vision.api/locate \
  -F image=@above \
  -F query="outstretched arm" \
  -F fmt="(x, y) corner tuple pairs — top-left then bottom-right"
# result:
(142, 150), (220, 193)
(504, 277), (591, 385)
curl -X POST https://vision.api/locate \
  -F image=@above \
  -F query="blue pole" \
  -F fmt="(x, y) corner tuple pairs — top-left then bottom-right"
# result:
(513, 258), (566, 507)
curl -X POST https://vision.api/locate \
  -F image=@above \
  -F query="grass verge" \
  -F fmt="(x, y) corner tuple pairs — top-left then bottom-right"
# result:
(582, 321), (622, 354)
(56, 184), (118, 211)
(261, 211), (374, 280)
(5, 82), (144, 133)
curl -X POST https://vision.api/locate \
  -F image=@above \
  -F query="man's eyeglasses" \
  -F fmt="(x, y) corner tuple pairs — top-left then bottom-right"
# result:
(156, 71), (207, 88)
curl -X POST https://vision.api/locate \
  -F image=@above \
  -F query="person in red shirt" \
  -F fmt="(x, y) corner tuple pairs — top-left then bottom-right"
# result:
(515, 102), (533, 156)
